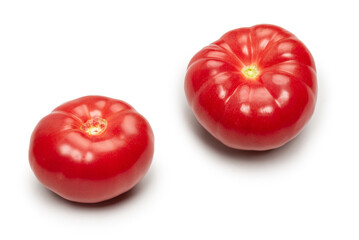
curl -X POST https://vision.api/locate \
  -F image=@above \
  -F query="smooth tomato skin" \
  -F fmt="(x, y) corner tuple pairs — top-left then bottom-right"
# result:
(29, 96), (154, 203)
(185, 24), (317, 150)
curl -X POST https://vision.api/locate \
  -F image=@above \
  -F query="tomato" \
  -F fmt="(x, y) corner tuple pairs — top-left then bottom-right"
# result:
(185, 24), (317, 150)
(29, 96), (154, 203)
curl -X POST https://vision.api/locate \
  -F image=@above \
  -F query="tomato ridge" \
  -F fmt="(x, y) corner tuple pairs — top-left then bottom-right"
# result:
(257, 36), (297, 65)
(51, 110), (84, 124)
(211, 42), (247, 68)
(189, 70), (240, 107)
(262, 60), (316, 74)
(248, 27), (254, 63)
(214, 82), (248, 136)
(263, 68), (316, 98)
(188, 57), (243, 72)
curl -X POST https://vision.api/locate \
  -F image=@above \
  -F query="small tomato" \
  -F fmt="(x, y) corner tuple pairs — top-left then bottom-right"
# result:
(29, 96), (154, 203)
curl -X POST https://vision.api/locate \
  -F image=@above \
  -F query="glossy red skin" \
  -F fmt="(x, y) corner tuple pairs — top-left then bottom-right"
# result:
(185, 24), (317, 150)
(29, 96), (154, 203)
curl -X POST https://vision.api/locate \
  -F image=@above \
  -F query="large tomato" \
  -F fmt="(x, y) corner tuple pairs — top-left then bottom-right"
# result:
(185, 24), (317, 150)
(29, 96), (154, 203)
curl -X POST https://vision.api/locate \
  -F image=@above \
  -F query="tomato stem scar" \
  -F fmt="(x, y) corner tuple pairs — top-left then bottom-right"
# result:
(80, 117), (108, 136)
(241, 64), (260, 79)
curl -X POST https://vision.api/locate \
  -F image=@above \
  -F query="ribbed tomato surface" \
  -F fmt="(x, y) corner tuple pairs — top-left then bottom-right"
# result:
(185, 24), (317, 150)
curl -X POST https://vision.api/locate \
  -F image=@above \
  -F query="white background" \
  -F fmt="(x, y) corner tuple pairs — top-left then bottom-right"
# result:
(1, 0), (358, 239)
